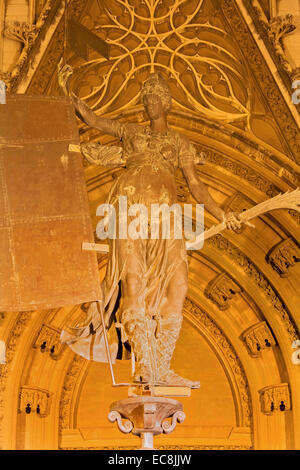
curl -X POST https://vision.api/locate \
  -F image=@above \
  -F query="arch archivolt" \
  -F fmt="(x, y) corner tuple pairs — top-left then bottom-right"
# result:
(78, 112), (300, 448)
(0, 70), (299, 452)
(0, 0), (299, 451)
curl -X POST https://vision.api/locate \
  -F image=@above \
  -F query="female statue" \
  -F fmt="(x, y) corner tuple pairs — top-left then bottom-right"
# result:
(58, 64), (242, 388)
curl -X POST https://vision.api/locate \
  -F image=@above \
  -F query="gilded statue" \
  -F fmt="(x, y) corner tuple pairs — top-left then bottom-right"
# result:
(58, 62), (242, 388)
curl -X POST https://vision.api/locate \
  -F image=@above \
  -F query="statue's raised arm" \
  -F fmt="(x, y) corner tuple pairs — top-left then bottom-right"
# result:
(57, 60), (125, 166)
(57, 60), (123, 138)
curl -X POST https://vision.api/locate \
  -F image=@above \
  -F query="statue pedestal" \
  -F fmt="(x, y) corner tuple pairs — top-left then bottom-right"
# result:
(128, 384), (191, 398)
(108, 390), (187, 450)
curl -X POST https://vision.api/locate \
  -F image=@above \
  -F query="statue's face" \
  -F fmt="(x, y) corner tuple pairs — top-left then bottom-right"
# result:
(143, 93), (165, 120)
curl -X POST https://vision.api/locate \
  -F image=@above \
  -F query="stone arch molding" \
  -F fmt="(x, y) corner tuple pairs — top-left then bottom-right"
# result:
(56, 297), (253, 450)
(82, 107), (300, 340)
(0, 299), (255, 449)
(0, 0), (299, 450)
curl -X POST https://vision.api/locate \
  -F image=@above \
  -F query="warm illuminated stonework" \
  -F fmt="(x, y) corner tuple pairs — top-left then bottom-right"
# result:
(0, 0), (300, 451)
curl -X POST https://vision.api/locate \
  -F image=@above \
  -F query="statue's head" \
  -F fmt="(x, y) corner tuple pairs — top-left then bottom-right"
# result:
(141, 73), (172, 119)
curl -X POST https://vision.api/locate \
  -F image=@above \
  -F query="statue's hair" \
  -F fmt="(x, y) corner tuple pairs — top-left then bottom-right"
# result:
(141, 72), (172, 113)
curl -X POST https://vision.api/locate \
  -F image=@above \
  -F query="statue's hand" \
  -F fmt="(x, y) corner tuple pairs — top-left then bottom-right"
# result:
(57, 58), (73, 95)
(223, 212), (243, 231)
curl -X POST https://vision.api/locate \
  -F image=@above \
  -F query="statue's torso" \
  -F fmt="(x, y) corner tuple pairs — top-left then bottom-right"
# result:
(111, 125), (181, 207)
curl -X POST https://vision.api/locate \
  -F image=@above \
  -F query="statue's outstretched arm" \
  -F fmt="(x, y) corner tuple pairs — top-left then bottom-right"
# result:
(181, 159), (224, 221)
(181, 158), (242, 231)
(57, 60), (120, 137)
(70, 93), (120, 136)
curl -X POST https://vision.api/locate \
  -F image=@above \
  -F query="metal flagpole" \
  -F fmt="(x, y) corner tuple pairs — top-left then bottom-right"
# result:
(64, 0), (68, 67)
(96, 299), (132, 387)
(96, 299), (117, 386)
(82, 243), (131, 387)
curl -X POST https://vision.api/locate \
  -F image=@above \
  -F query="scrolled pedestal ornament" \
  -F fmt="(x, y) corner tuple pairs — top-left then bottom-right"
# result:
(108, 397), (186, 450)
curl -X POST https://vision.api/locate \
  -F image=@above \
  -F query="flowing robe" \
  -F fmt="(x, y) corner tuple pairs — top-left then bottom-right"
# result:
(61, 121), (197, 361)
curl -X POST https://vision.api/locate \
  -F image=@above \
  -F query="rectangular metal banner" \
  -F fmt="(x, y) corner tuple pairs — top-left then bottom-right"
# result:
(0, 95), (101, 311)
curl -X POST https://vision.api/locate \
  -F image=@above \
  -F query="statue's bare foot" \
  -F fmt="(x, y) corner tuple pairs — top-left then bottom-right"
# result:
(158, 370), (200, 389)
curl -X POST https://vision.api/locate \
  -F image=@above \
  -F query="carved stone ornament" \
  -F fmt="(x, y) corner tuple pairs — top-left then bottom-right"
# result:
(205, 273), (242, 310)
(5, 21), (38, 48)
(278, 167), (299, 186)
(19, 386), (52, 417)
(266, 238), (300, 277)
(242, 322), (276, 357)
(242, 1), (298, 87)
(59, 355), (86, 431)
(59, 444), (252, 450)
(223, 192), (251, 214)
(108, 396), (185, 450)
(291, 67), (300, 82)
(0, 312), (33, 447)
(259, 384), (291, 415)
(2, 0), (87, 93)
(33, 324), (64, 359)
(268, 15), (296, 73)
